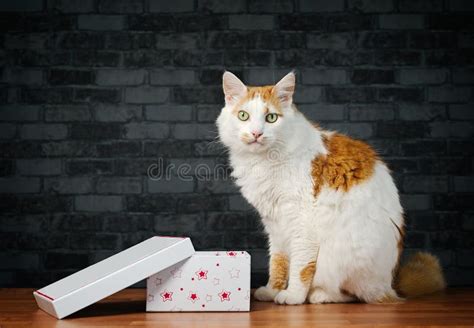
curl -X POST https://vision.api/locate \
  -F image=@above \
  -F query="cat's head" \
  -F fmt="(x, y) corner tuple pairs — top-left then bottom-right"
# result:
(216, 71), (296, 154)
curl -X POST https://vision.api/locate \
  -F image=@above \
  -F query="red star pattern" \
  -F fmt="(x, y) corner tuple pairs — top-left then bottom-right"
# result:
(147, 250), (251, 311)
(218, 290), (231, 302)
(188, 291), (199, 303)
(160, 290), (173, 302)
(195, 268), (208, 280)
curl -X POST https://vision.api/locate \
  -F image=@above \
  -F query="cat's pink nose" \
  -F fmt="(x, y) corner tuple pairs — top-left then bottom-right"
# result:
(251, 131), (263, 139)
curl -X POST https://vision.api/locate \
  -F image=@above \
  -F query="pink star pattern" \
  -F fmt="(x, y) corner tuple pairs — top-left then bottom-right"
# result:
(188, 291), (199, 303)
(228, 268), (240, 279)
(160, 290), (173, 302)
(146, 248), (250, 312)
(218, 290), (231, 302)
(195, 268), (208, 280)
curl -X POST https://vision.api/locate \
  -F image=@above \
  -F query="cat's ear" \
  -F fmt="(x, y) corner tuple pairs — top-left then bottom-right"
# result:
(274, 71), (295, 106)
(223, 71), (247, 107)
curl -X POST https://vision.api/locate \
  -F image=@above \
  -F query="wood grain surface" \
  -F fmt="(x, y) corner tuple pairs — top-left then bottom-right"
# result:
(1, 288), (473, 327)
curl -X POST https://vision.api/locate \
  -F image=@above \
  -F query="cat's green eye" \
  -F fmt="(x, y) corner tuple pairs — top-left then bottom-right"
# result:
(238, 110), (249, 121)
(265, 113), (279, 123)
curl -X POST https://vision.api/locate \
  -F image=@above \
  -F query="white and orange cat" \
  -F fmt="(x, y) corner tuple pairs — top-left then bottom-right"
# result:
(216, 71), (445, 305)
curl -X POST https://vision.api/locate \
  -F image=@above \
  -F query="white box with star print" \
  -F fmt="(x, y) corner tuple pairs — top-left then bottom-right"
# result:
(146, 251), (251, 312)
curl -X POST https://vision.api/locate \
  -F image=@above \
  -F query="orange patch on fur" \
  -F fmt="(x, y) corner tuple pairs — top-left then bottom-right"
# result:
(235, 86), (283, 115)
(311, 133), (378, 196)
(300, 261), (317, 285)
(269, 253), (289, 290)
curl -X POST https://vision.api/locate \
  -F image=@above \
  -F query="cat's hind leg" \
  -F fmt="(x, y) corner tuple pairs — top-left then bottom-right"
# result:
(360, 286), (403, 304)
(308, 287), (356, 304)
(345, 275), (403, 304)
(306, 243), (356, 304)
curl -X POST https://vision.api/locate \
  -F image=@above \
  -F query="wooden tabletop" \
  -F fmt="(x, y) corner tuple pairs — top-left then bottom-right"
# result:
(1, 288), (474, 327)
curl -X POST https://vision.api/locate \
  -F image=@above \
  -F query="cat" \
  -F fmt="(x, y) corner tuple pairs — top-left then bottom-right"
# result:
(216, 71), (446, 305)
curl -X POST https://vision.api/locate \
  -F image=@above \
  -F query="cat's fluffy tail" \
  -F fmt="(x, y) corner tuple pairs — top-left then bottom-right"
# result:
(394, 252), (446, 298)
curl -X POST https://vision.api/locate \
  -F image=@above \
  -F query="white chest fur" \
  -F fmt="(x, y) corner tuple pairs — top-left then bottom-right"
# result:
(229, 125), (324, 225)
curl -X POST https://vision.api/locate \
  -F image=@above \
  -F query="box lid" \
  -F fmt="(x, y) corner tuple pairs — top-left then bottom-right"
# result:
(34, 236), (195, 318)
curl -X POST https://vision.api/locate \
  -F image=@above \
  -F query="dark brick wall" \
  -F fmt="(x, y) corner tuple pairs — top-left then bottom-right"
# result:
(1, 0), (473, 288)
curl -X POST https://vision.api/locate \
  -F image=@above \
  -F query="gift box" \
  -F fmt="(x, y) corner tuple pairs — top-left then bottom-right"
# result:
(34, 236), (195, 319)
(146, 251), (251, 312)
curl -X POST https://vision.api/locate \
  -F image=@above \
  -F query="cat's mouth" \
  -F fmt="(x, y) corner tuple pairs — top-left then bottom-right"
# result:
(240, 134), (266, 147)
(247, 139), (263, 145)
(241, 135), (264, 145)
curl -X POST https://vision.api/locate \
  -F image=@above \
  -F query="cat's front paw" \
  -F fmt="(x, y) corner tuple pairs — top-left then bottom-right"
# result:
(254, 286), (279, 302)
(274, 290), (306, 305)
